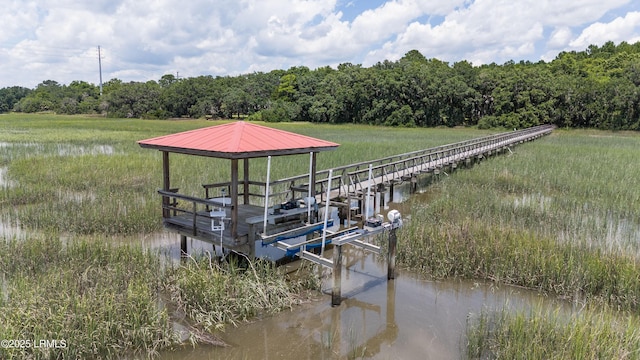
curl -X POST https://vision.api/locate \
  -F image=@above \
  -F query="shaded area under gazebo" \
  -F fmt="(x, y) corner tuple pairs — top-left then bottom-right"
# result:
(138, 121), (339, 258)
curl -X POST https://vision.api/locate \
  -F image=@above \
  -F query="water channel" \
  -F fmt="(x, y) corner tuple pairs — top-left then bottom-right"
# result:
(155, 179), (566, 359)
(158, 245), (561, 359)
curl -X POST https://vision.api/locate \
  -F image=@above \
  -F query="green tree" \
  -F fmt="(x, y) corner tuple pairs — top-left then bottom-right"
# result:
(0, 86), (31, 112)
(105, 81), (162, 118)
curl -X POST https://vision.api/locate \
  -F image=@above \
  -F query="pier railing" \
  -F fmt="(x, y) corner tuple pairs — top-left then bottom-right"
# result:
(344, 124), (554, 195)
(198, 125), (553, 209)
(159, 189), (222, 236)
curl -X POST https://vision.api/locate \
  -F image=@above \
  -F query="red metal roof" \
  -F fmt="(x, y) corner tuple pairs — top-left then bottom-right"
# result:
(137, 121), (339, 159)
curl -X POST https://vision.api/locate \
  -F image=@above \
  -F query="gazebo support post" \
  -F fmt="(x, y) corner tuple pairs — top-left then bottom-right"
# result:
(231, 159), (239, 240)
(310, 152), (317, 222)
(243, 158), (250, 204)
(162, 151), (170, 218)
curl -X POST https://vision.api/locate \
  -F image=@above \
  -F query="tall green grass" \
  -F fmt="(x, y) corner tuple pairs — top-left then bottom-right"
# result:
(0, 236), (178, 359)
(0, 235), (322, 359)
(400, 222), (640, 311)
(466, 305), (640, 359)
(394, 129), (640, 357)
(164, 255), (320, 334)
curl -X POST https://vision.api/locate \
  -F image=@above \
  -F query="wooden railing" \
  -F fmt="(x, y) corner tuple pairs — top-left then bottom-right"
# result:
(345, 124), (554, 195)
(188, 125), (553, 212)
(159, 189), (222, 235)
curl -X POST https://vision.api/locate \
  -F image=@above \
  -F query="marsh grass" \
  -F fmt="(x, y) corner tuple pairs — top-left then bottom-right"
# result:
(393, 129), (640, 357)
(0, 235), (179, 359)
(0, 235), (322, 359)
(164, 254), (320, 333)
(466, 304), (640, 359)
(399, 130), (640, 302)
(400, 222), (640, 311)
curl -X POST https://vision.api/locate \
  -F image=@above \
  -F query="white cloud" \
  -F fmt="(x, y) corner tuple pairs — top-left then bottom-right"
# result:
(547, 27), (573, 48)
(537, 0), (630, 26)
(366, 0), (547, 65)
(0, 0), (639, 88)
(0, 1), (39, 43)
(363, 0), (639, 66)
(570, 11), (640, 49)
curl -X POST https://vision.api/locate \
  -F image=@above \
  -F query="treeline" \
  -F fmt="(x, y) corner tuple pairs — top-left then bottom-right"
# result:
(3, 41), (640, 130)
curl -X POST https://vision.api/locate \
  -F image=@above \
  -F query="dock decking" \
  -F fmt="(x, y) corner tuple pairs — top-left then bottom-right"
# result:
(155, 125), (554, 259)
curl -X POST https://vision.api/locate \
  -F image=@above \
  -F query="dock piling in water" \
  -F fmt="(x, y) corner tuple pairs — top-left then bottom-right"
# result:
(140, 124), (554, 304)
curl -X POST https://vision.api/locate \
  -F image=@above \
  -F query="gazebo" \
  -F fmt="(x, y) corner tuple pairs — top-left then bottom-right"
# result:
(138, 121), (339, 258)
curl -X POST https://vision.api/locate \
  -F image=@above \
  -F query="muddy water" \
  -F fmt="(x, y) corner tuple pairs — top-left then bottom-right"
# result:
(155, 173), (562, 359)
(0, 156), (567, 359)
(158, 245), (560, 360)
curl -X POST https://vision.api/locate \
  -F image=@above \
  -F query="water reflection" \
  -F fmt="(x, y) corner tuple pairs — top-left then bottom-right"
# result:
(138, 232), (217, 263)
(55, 143), (115, 157)
(0, 215), (24, 240)
(158, 248), (559, 360)
(0, 167), (16, 188)
(0, 141), (115, 160)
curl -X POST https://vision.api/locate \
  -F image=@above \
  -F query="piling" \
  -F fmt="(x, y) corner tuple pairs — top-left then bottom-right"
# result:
(388, 227), (397, 280)
(332, 244), (343, 306)
(180, 235), (187, 257)
(338, 206), (348, 226)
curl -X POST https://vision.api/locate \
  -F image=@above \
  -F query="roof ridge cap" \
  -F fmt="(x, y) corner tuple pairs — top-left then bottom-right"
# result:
(229, 121), (246, 152)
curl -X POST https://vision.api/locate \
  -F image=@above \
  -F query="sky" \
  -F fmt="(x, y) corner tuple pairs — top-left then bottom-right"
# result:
(1, 0), (639, 89)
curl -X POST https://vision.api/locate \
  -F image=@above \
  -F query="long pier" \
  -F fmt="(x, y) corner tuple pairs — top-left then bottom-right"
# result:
(155, 124), (553, 255)
(143, 124), (554, 305)
(291, 125), (554, 219)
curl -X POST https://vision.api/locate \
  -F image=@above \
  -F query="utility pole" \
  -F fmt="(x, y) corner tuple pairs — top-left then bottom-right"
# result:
(98, 46), (103, 96)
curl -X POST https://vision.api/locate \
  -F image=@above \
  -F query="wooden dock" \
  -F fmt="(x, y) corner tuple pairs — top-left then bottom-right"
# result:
(320, 124), (553, 201)
(154, 125), (553, 259)
(141, 123), (553, 305)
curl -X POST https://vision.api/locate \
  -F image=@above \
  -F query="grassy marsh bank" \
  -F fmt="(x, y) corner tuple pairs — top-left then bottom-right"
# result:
(398, 129), (640, 307)
(0, 236), (319, 359)
(164, 256), (320, 332)
(0, 236), (176, 359)
(395, 129), (640, 357)
(467, 305), (640, 359)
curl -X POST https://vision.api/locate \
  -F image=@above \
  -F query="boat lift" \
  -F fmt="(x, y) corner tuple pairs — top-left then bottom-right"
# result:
(258, 204), (402, 306)
(258, 163), (403, 306)
(139, 123), (552, 306)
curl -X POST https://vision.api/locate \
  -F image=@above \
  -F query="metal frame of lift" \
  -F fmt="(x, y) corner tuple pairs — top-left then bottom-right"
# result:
(261, 211), (402, 306)
(260, 164), (403, 306)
